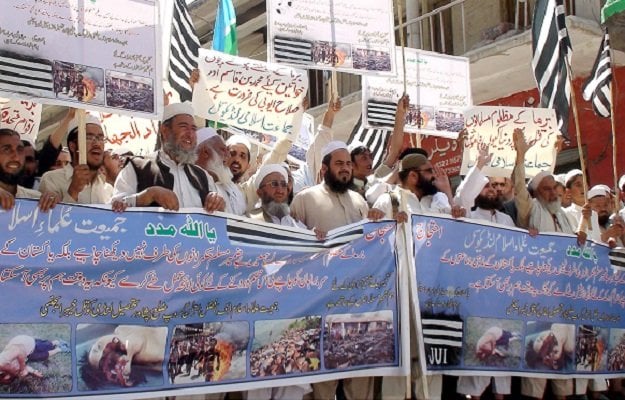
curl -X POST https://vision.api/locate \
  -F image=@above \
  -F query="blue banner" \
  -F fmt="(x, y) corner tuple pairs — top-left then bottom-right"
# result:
(0, 200), (401, 397)
(412, 213), (625, 378)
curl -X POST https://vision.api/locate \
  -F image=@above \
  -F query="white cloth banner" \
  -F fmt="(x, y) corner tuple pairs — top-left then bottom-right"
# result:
(94, 112), (158, 156)
(0, 0), (162, 118)
(267, 0), (396, 75)
(0, 98), (42, 143)
(460, 106), (559, 177)
(362, 48), (471, 138)
(193, 50), (308, 140)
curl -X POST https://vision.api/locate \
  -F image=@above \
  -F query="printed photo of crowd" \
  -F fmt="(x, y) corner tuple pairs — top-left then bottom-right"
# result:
(311, 41), (351, 68)
(323, 311), (395, 370)
(53, 61), (105, 105)
(105, 71), (154, 113)
(250, 316), (321, 378)
(352, 46), (392, 72)
(575, 325), (608, 372)
(607, 328), (625, 371)
(168, 322), (249, 385)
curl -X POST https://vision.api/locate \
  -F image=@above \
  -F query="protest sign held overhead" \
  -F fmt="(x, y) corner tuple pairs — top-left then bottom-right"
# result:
(362, 48), (472, 138)
(0, 98), (41, 143)
(461, 106), (559, 177)
(267, 0), (396, 75)
(94, 112), (158, 156)
(0, 0), (162, 118)
(193, 50), (308, 140)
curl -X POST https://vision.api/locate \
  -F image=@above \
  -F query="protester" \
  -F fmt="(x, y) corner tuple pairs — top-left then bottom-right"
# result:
(51, 148), (71, 171)
(290, 140), (383, 400)
(195, 127), (246, 215)
(0, 128), (59, 212)
(112, 102), (224, 213)
(39, 114), (112, 204)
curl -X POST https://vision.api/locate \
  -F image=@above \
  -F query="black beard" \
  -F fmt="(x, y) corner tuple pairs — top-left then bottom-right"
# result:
(0, 168), (21, 186)
(18, 173), (35, 188)
(475, 194), (503, 211)
(324, 168), (352, 194)
(598, 213), (610, 228)
(417, 174), (438, 196)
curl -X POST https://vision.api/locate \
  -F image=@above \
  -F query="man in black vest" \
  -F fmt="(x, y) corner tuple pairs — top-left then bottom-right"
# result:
(112, 102), (224, 212)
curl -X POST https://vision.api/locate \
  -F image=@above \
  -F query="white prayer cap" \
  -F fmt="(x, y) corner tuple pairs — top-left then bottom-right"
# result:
(254, 164), (288, 189)
(619, 175), (625, 191)
(110, 147), (133, 156)
(321, 140), (348, 159)
(197, 127), (218, 145)
(162, 101), (194, 122)
(564, 168), (583, 187)
(347, 140), (368, 154)
(67, 113), (101, 134)
(554, 173), (566, 186)
(588, 184), (611, 199)
(528, 170), (552, 192)
(226, 134), (252, 151)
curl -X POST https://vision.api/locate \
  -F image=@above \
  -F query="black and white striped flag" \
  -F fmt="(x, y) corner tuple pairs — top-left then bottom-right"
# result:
(609, 247), (625, 271)
(273, 36), (313, 64)
(531, 0), (572, 137)
(226, 218), (363, 253)
(347, 116), (391, 170)
(366, 99), (397, 127)
(168, 0), (200, 102)
(421, 314), (464, 367)
(582, 30), (612, 118)
(0, 50), (53, 98)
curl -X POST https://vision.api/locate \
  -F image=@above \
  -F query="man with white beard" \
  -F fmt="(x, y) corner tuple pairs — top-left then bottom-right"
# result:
(511, 128), (589, 400)
(195, 127), (246, 215)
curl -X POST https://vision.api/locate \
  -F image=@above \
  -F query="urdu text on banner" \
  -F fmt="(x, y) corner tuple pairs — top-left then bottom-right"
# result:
(460, 106), (558, 178)
(0, 0), (162, 119)
(193, 50), (309, 140)
(362, 47), (472, 138)
(0, 200), (403, 398)
(266, 0), (396, 76)
(411, 213), (625, 379)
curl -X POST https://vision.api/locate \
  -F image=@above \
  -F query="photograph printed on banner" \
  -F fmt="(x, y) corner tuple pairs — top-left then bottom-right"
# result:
(323, 310), (395, 370)
(0, 323), (71, 395)
(606, 327), (625, 371)
(168, 322), (249, 385)
(575, 325), (608, 372)
(52, 61), (105, 105)
(523, 321), (575, 372)
(250, 317), (321, 377)
(105, 71), (154, 113)
(352, 46), (392, 72)
(76, 324), (167, 391)
(462, 317), (523, 369)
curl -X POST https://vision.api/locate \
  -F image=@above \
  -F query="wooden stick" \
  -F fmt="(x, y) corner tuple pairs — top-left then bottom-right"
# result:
(565, 60), (591, 232)
(330, 71), (338, 103)
(610, 69), (619, 211)
(397, 0), (407, 94)
(77, 109), (87, 165)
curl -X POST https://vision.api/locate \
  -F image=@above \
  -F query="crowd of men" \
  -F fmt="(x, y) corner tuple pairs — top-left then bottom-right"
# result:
(2, 88), (625, 400)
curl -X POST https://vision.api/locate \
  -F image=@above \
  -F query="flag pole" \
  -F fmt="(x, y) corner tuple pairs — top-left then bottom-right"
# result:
(610, 72), (619, 211)
(77, 109), (87, 165)
(564, 60), (592, 234)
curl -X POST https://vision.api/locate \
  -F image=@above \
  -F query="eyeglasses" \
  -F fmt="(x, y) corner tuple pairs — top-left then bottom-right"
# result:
(261, 180), (288, 188)
(86, 134), (107, 143)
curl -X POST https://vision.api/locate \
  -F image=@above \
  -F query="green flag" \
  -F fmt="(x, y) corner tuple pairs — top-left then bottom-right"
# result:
(602, 0), (625, 23)
(212, 0), (238, 55)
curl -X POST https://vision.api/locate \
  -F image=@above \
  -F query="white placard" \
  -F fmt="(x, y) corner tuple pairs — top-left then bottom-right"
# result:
(0, 98), (42, 143)
(193, 50), (308, 140)
(461, 106), (559, 177)
(362, 47), (472, 139)
(267, 0), (396, 75)
(0, 0), (162, 118)
(94, 112), (158, 156)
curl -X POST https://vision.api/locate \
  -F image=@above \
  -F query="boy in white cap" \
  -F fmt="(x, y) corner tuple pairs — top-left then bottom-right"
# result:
(112, 102), (224, 212)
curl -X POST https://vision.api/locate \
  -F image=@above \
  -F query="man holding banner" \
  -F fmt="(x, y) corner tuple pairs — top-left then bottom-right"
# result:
(112, 102), (225, 213)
